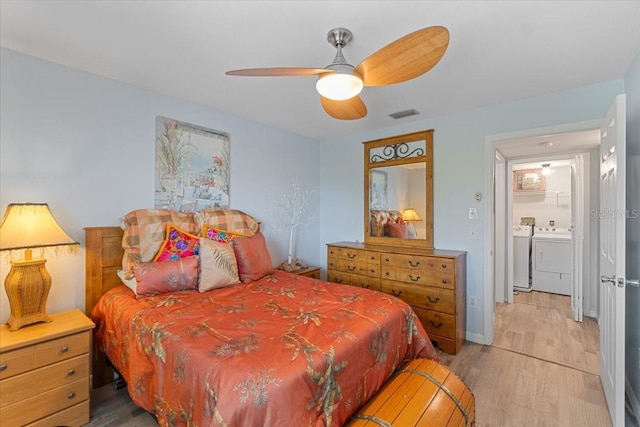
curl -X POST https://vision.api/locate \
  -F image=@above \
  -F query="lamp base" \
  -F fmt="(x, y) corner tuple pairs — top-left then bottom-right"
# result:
(4, 258), (52, 331)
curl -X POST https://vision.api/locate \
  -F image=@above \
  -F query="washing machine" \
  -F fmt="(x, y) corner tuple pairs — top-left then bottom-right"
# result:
(513, 225), (532, 290)
(532, 227), (572, 295)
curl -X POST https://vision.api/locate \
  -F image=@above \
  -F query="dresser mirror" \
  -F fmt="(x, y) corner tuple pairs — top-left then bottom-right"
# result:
(363, 130), (434, 249)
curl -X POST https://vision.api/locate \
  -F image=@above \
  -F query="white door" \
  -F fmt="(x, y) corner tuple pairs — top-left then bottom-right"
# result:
(571, 155), (584, 322)
(599, 94), (626, 426)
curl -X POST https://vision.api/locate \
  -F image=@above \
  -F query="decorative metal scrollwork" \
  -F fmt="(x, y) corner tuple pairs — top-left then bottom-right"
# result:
(371, 143), (424, 162)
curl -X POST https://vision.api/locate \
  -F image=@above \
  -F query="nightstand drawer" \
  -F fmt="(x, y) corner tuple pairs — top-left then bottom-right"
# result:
(35, 331), (90, 367)
(1, 354), (89, 408)
(0, 345), (36, 380)
(1, 378), (89, 426)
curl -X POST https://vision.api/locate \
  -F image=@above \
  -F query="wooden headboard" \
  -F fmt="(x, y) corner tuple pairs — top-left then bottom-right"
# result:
(85, 226), (124, 387)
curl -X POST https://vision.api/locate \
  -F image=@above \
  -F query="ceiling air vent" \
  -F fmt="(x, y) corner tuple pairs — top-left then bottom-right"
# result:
(388, 109), (420, 120)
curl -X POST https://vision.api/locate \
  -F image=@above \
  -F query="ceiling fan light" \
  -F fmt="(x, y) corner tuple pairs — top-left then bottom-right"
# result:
(316, 72), (363, 101)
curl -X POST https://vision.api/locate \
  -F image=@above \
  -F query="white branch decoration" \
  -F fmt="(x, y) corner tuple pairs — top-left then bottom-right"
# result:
(274, 178), (314, 267)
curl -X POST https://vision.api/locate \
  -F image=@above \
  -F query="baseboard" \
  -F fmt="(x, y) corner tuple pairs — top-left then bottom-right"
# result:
(466, 332), (487, 345)
(585, 309), (597, 318)
(626, 377), (640, 421)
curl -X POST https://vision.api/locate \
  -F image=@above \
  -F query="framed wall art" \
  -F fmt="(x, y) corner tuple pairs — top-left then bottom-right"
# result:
(513, 169), (546, 193)
(155, 116), (230, 212)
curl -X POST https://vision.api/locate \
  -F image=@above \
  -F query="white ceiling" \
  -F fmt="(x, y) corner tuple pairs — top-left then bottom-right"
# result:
(2, 1), (639, 141)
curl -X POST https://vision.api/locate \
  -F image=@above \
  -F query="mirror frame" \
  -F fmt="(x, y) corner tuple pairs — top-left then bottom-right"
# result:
(363, 130), (434, 249)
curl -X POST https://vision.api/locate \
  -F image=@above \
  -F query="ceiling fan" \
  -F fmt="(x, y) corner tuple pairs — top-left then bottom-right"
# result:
(226, 26), (450, 120)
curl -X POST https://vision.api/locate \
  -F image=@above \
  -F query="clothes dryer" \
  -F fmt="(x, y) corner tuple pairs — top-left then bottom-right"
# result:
(532, 227), (572, 295)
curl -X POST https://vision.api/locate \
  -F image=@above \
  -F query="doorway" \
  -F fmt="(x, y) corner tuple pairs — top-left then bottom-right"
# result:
(482, 119), (602, 345)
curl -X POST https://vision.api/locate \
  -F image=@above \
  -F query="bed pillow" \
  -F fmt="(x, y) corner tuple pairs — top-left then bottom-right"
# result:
(197, 209), (260, 236)
(202, 224), (248, 243)
(385, 222), (409, 239)
(133, 256), (199, 297)
(117, 269), (137, 293)
(121, 209), (199, 278)
(198, 238), (240, 292)
(153, 224), (200, 261)
(232, 231), (274, 283)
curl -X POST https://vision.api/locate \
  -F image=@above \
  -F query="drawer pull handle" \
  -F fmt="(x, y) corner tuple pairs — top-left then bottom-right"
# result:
(441, 279), (448, 284)
(60, 346), (69, 353)
(336, 279), (343, 283)
(0, 364), (6, 371)
(347, 253), (356, 259)
(385, 272), (390, 276)
(67, 369), (76, 376)
(391, 289), (403, 297)
(361, 284), (371, 289)
(385, 258), (390, 262)
(408, 261), (420, 267)
(370, 256), (375, 260)
(441, 263), (447, 269)
(347, 266), (356, 272)
(430, 320), (443, 329)
(427, 296), (440, 303)
(68, 392), (76, 399)
(409, 275), (420, 282)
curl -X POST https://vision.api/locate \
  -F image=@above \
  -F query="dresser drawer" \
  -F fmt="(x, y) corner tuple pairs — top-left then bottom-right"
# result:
(349, 276), (381, 291)
(1, 354), (89, 408)
(428, 258), (456, 274)
(328, 270), (381, 291)
(394, 267), (430, 286)
(380, 281), (454, 313)
(327, 270), (350, 284)
(429, 273), (456, 290)
(25, 400), (90, 427)
(413, 307), (455, 338)
(1, 377), (89, 426)
(36, 331), (90, 367)
(336, 248), (380, 264)
(0, 345), (36, 380)
(381, 253), (431, 270)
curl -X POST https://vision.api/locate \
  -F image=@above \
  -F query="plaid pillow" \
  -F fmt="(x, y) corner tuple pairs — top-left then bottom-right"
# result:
(196, 209), (259, 236)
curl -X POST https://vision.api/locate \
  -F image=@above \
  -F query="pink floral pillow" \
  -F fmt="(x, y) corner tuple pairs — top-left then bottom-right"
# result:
(133, 256), (199, 297)
(154, 224), (200, 261)
(202, 224), (248, 243)
(232, 231), (274, 283)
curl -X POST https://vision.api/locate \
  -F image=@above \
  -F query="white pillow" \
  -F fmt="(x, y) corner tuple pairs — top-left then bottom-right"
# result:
(117, 269), (137, 293)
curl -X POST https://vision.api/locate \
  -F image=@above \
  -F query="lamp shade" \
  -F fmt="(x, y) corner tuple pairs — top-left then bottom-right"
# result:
(402, 208), (422, 222)
(0, 203), (77, 251)
(315, 65), (363, 101)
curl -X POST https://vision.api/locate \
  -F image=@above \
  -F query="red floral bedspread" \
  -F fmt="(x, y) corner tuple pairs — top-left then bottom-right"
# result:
(92, 270), (438, 426)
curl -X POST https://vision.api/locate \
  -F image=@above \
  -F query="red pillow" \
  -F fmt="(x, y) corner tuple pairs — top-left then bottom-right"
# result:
(133, 256), (199, 297)
(232, 232), (274, 283)
(385, 223), (409, 239)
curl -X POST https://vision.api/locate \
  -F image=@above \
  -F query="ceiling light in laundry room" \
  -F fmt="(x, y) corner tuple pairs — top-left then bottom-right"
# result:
(541, 163), (551, 175)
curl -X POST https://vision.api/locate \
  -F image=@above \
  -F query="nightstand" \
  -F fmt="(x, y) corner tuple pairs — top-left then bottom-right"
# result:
(291, 266), (321, 279)
(0, 309), (95, 426)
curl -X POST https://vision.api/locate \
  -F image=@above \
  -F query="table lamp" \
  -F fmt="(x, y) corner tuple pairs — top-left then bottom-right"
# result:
(402, 208), (422, 239)
(0, 203), (78, 331)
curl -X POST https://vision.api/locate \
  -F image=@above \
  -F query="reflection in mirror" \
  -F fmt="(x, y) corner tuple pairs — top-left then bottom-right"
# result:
(369, 164), (426, 239)
(363, 129), (433, 249)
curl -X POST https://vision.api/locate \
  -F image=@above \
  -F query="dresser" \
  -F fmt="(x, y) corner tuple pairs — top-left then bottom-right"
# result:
(327, 242), (466, 354)
(0, 309), (95, 426)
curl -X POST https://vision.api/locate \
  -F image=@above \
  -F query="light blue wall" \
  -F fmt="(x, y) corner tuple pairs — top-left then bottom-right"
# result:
(0, 48), (321, 318)
(319, 79), (625, 341)
(624, 50), (640, 416)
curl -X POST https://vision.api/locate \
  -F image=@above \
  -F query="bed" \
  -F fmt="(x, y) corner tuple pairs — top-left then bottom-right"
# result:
(85, 210), (439, 427)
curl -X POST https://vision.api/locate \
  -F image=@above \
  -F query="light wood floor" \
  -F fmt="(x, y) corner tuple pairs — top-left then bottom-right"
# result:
(84, 291), (633, 426)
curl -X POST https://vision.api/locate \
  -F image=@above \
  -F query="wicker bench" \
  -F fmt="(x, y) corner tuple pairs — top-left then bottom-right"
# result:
(346, 358), (475, 426)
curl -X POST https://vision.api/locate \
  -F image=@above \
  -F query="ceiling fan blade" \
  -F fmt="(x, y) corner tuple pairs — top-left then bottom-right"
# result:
(226, 67), (333, 77)
(356, 26), (449, 87)
(320, 96), (367, 120)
